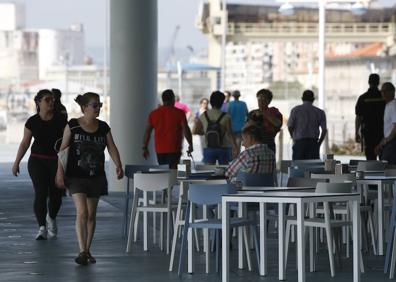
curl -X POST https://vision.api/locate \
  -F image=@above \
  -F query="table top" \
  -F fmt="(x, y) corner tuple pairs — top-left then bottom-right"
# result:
(241, 186), (315, 192)
(224, 191), (360, 199)
(358, 175), (396, 180)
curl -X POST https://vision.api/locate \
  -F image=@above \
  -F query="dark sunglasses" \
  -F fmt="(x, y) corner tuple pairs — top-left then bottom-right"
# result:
(87, 102), (103, 109)
(42, 96), (54, 103)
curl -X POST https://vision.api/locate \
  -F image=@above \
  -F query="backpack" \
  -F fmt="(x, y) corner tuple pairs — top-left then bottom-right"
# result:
(204, 112), (225, 148)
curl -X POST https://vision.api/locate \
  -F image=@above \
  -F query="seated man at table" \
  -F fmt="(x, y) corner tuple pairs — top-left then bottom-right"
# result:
(225, 125), (275, 178)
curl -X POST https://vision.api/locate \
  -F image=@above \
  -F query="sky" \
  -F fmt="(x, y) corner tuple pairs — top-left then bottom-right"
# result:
(2, 0), (395, 51)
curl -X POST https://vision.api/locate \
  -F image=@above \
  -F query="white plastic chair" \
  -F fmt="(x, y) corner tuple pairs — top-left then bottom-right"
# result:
(126, 171), (174, 253)
(284, 182), (364, 277)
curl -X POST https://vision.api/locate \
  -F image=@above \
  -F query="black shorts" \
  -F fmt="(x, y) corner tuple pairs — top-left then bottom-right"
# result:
(66, 176), (108, 198)
(156, 152), (181, 169)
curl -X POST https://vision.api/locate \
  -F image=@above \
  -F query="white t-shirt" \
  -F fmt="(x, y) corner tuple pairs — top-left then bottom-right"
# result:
(383, 99), (396, 138)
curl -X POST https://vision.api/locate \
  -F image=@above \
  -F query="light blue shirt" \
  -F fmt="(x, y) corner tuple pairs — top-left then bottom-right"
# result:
(228, 100), (248, 133)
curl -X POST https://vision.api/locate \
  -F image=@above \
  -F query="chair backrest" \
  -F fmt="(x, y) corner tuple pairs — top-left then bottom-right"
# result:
(311, 173), (356, 183)
(125, 164), (168, 178)
(188, 184), (236, 205)
(315, 182), (353, 193)
(134, 172), (172, 192)
(287, 177), (327, 187)
(288, 166), (326, 178)
(357, 161), (386, 172)
(236, 171), (274, 187)
(385, 169), (396, 177)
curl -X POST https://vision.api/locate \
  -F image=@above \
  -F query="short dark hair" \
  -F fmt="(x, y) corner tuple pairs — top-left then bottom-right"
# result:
(162, 89), (175, 103)
(210, 91), (225, 109)
(368, 73), (380, 87)
(302, 90), (315, 102)
(256, 89), (273, 103)
(382, 82), (396, 98)
(242, 125), (263, 142)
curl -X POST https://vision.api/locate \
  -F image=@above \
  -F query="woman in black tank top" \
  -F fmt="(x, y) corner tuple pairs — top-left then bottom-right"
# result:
(12, 89), (67, 240)
(55, 92), (123, 265)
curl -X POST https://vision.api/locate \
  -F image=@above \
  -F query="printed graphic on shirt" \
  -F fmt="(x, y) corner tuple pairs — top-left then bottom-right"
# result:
(73, 134), (106, 176)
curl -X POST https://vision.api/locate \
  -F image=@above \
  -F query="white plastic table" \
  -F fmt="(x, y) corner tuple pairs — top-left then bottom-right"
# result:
(222, 191), (361, 282)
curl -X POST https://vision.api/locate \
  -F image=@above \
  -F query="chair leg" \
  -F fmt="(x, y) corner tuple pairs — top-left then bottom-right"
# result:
(166, 211), (171, 254)
(385, 198), (396, 274)
(215, 229), (220, 274)
(242, 226), (252, 271)
(169, 200), (183, 272)
(177, 203), (191, 277)
(251, 225), (260, 272)
(324, 203), (335, 277)
(368, 210), (377, 256)
(389, 229), (396, 279)
(133, 210), (140, 242)
(126, 191), (139, 253)
(160, 212), (164, 251)
(284, 221), (291, 269)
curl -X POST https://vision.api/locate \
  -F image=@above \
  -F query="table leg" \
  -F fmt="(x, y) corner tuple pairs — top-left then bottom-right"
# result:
(378, 182), (384, 255)
(309, 202), (315, 272)
(222, 200), (230, 282)
(278, 203), (285, 280)
(238, 202), (244, 269)
(259, 202), (267, 276)
(353, 199), (361, 282)
(296, 201), (306, 282)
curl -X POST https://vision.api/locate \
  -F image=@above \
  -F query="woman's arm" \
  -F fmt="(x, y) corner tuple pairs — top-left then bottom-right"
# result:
(55, 125), (71, 188)
(12, 127), (32, 176)
(106, 130), (124, 179)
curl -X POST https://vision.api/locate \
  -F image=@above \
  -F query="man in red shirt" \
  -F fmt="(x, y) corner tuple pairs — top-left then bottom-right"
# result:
(142, 89), (193, 168)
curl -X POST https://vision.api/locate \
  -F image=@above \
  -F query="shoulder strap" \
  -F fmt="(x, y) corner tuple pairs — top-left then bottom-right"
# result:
(204, 111), (212, 123)
(215, 112), (226, 124)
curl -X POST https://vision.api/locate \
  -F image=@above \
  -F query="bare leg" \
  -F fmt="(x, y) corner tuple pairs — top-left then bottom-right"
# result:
(72, 193), (88, 252)
(86, 197), (100, 251)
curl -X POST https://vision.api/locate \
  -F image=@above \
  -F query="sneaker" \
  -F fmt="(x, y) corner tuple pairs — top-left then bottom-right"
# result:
(75, 252), (88, 265)
(46, 214), (57, 238)
(35, 226), (47, 240)
(86, 251), (96, 264)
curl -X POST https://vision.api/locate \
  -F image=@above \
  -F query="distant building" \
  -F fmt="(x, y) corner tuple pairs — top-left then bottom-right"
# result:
(197, 0), (396, 93)
(0, 2), (85, 88)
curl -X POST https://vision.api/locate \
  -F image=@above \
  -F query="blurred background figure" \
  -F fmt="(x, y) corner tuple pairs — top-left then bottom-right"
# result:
(174, 95), (191, 121)
(221, 90), (231, 113)
(227, 90), (248, 154)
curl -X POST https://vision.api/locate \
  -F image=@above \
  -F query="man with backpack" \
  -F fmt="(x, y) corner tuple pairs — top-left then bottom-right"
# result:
(195, 91), (238, 164)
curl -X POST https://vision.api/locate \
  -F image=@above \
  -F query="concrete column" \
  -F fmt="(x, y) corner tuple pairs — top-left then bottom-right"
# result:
(109, 0), (157, 191)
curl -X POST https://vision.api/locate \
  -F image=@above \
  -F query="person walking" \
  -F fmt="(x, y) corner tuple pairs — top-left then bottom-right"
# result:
(12, 89), (67, 240)
(375, 82), (396, 164)
(355, 73), (385, 160)
(195, 91), (238, 164)
(192, 98), (209, 158)
(174, 95), (192, 121)
(288, 90), (327, 160)
(55, 92), (124, 265)
(143, 89), (193, 168)
(246, 89), (282, 155)
(227, 90), (248, 153)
